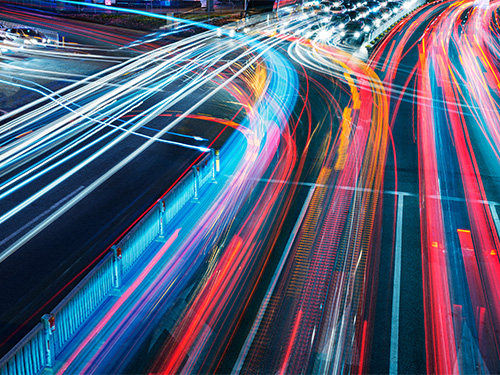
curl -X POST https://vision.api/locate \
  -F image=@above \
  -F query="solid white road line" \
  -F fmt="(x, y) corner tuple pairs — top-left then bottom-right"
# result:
(389, 193), (405, 375)
(231, 185), (316, 374)
(489, 203), (500, 240)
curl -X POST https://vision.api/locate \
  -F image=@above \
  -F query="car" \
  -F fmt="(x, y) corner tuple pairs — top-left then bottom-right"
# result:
(343, 1), (357, 11)
(329, 5), (346, 12)
(4, 28), (47, 45)
(356, 6), (370, 17)
(331, 13), (350, 23)
(387, 1), (403, 12)
(339, 21), (366, 46)
(358, 16), (378, 32)
(366, 0), (381, 11)
(311, 22), (326, 31)
(363, 12), (382, 23)
(0, 24), (7, 39)
(346, 10), (359, 20)
(379, 7), (393, 19)
(340, 29), (366, 46)
(331, 13), (351, 29)
(342, 19), (366, 31)
(353, 0), (368, 7)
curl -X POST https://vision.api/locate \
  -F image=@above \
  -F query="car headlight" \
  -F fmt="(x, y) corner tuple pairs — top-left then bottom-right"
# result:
(339, 23), (345, 28)
(364, 25), (370, 32)
(354, 31), (360, 37)
(340, 31), (346, 36)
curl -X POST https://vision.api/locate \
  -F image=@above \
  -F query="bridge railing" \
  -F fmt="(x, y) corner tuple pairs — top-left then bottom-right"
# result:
(0, 150), (217, 375)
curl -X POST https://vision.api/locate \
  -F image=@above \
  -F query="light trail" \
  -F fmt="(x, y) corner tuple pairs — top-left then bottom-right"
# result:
(372, 0), (500, 372)
(27, 7), (308, 375)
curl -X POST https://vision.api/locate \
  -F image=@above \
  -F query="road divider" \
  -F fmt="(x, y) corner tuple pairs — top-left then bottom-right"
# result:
(0, 150), (217, 375)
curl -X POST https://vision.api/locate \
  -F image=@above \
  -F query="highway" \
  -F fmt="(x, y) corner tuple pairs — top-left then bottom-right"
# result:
(2, 0), (500, 374)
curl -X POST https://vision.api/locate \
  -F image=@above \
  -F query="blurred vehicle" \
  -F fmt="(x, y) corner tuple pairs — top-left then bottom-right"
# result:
(353, 0), (368, 7)
(366, 0), (381, 11)
(346, 10), (359, 20)
(380, 6), (393, 19)
(340, 28), (366, 46)
(343, 2), (357, 11)
(357, 6), (370, 17)
(359, 16), (379, 32)
(387, 1), (403, 12)
(0, 24), (7, 39)
(339, 19), (366, 41)
(311, 22), (326, 31)
(329, 4), (346, 12)
(330, 13), (350, 28)
(4, 28), (47, 45)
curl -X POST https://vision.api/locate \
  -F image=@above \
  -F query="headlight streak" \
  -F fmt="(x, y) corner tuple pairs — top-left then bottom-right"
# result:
(0, 32), (212, 136)
(146, 47), (299, 375)
(0, 32), (289, 263)
(228, 25), (389, 374)
(0, 39), (226, 178)
(415, 1), (500, 373)
(366, 0), (500, 372)
(9, 1), (500, 373)
(12, 8), (306, 374)
(0, 46), (202, 191)
(0, 11), (311, 361)
(0, 5), (155, 50)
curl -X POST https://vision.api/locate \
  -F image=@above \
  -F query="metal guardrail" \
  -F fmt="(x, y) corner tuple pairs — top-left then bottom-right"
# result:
(0, 150), (217, 375)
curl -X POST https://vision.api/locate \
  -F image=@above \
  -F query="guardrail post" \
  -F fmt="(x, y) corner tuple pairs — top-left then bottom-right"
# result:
(159, 201), (165, 237)
(211, 149), (217, 182)
(215, 149), (220, 173)
(41, 314), (55, 368)
(192, 166), (200, 200)
(112, 245), (122, 290)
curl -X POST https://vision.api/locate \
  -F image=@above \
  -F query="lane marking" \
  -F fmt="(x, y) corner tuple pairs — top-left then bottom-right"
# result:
(489, 204), (500, 240)
(249, 176), (500, 206)
(240, 176), (417, 197)
(390, 193), (405, 375)
(232, 185), (316, 374)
